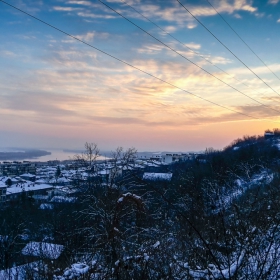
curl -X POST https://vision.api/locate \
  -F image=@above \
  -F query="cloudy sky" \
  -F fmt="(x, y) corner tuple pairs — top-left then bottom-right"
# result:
(1, 0), (280, 151)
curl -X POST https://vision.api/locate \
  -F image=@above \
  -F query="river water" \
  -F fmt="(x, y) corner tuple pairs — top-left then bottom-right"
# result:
(0, 148), (110, 162)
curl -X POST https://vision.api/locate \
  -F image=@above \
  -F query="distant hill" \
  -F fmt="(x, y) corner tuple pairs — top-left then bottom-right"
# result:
(0, 149), (51, 160)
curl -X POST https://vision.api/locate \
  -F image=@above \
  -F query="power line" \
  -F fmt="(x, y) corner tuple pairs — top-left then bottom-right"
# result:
(0, 0), (278, 123)
(175, 0), (280, 97)
(116, 0), (280, 114)
(96, 0), (280, 114)
(205, 0), (280, 82)
(117, 0), (258, 92)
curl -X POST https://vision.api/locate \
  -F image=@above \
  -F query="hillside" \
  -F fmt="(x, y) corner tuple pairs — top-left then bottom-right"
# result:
(1, 133), (280, 279)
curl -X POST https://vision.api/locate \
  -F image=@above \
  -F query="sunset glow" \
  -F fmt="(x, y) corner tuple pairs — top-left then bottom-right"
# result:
(1, 0), (280, 151)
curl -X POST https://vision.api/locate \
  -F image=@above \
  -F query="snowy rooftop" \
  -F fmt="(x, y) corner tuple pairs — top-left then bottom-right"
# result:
(48, 177), (71, 184)
(50, 196), (77, 203)
(7, 183), (53, 195)
(22, 242), (64, 259)
(98, 170), (109, 175)
(0, 176), (10, 182)
(54, 186), (78, 194)
(35, 179), (48, 184)
(39, 203), (54, 210)
(143, 172), (172, 181)
(20, 173), (36, 177)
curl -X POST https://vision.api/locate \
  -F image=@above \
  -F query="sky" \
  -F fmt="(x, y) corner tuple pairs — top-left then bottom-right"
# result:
(1, 0), (280, 152)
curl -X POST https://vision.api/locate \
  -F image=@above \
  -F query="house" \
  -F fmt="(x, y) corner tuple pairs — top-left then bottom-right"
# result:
(122, 165), (139, 178)
(0, 181), (6, 204)
(50, 196), (77, 203)
(50, 185), (78, 196)
(143, 162), (160, 172)
(48, 177), (71, 186)
(0, 162), (36, 176)
(98, 167), (122, 183)
(47, 160), (60, 166)
(264, 131), (275, 139)
(6, 183), (53, 202)
(143, 172), (173, 181)
(20, 173), (36, 182)
(162, 153), (189, 164)
(149, 153), (162, 162)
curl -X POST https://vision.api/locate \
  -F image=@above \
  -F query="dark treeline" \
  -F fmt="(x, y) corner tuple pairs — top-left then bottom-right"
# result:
(1, 134), (280, 279)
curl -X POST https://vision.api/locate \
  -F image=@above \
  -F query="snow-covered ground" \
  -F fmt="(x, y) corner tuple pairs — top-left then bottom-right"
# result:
(211, 170), (273, 214)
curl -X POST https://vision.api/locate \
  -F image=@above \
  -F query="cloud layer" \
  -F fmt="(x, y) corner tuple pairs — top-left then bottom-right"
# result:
(0, 0), (280, 150)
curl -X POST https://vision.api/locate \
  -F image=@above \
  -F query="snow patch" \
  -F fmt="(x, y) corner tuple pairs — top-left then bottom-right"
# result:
(153, 241), (160, 248)
(22, 242), (64, 260)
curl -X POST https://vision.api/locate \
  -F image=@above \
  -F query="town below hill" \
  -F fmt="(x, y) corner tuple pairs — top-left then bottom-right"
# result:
(1, 130), (280, 279)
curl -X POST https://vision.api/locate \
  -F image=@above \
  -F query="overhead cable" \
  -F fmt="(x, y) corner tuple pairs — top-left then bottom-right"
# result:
(97, 0), (280, 114)
(205, 0), (280, 81)
(175, 0), (280, 97)
(117, 0), (280, 113)
(0, 0), (278, 123)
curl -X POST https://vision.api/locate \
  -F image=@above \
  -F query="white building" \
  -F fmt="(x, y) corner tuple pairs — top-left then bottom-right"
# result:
(162, 153), (183, 163)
